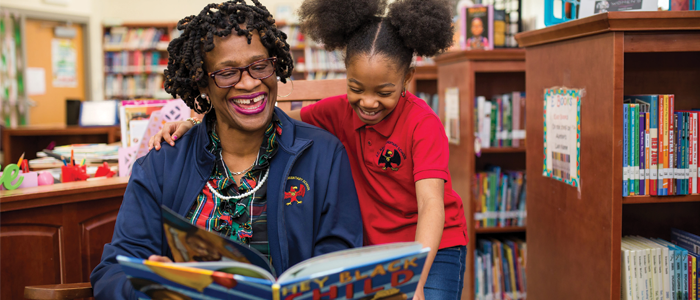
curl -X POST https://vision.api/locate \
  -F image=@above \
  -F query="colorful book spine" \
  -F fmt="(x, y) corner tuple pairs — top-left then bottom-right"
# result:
(685, 113), (690, 195)
(692, 112), (698, 194)
(622, 104), (630, 197)
(662, 96), (669, 196)
(675, 113), (681, 195)
(631, 105), (638, 195)
(640, 113), (646, 195)
(670, 95), (675, 195)
(649, 95), (659, 196)
(646, 112), (651, 196)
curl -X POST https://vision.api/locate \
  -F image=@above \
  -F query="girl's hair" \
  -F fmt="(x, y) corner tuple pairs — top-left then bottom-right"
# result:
(165, 0), (294, 113)
(298, 0), (454, 75)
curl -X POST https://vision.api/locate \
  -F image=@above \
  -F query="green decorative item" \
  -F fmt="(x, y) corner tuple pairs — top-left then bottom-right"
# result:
(1, 164), (24, 190)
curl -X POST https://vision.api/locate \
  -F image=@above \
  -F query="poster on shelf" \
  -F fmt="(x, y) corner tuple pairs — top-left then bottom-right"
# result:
(51, 39), (77, 87)
(445, 87), (460, 145)
(543, 87), (581, 188)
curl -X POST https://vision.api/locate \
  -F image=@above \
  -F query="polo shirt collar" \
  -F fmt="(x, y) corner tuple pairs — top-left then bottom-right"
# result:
(351, 92), (411, 137)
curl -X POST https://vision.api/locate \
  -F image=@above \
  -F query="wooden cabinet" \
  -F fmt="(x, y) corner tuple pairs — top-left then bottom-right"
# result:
(516, 11), (700, 300)
(0, 178), (127, 300)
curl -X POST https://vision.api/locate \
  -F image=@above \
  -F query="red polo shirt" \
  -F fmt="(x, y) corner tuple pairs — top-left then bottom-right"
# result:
(301, 92), (468, 249)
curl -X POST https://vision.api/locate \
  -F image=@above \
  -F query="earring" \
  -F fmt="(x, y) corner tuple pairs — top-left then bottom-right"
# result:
(401, 89), (406, 97)
(277, 77), (294, 98)
(194, 93), (212, 114)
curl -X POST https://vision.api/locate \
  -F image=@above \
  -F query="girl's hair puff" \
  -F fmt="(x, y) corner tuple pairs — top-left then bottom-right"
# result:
(298, 0), (453, 74)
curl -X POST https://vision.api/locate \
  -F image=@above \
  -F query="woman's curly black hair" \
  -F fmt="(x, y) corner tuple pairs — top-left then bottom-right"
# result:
(298, 0), (454, 75)
(164, 0), (294, 113)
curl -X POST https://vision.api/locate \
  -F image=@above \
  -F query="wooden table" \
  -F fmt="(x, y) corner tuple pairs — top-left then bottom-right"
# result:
(1, 125), (120, 167)
(0, 177), (127, 300)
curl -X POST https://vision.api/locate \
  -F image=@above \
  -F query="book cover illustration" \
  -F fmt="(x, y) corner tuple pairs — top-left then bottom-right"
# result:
(118, 206), (429, 300)
(462, 5), (493, 50)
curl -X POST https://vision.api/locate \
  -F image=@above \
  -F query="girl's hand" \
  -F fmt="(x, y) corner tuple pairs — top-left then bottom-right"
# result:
(147, 255), (173, 263)
(412, 286), (425, 300)
(148, 121), (194, 150)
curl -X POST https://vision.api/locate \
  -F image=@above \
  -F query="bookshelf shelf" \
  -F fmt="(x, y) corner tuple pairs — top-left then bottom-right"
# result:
(622, 195), (700, 204)
(479, 147), (526, 154)
(436, 50), (526, 300)
(516, 11), (700, 300)
(475, 226), (527, 234)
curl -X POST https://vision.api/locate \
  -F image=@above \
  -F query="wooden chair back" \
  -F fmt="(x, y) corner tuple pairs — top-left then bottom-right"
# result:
(275, 79), (346, 112)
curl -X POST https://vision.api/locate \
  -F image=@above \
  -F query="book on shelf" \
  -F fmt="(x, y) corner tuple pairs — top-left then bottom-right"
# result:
(416, 93), (439, 115)
(105, 74), (167, 99)
(105, 51), (167, 74)
(118, 205), (429, 300)
(621, 229), (700, 300)
(473, 167), (526, 229)
(104, 26), (174, 51)
(623, 95), (698, 197)
(475, 92), (526, 150)
(475, 238), (526, 300)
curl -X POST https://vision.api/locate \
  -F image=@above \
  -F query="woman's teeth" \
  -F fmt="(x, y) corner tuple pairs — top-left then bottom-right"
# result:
(233, 94), (265, 105)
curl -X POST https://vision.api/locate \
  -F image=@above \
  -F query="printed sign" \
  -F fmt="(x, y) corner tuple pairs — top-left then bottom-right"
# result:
(543, 87), (581, 188)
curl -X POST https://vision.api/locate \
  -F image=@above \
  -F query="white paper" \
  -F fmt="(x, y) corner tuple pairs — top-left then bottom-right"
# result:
(129, 120), (150, 148)
(444, 88), (460, 145)
(80, 100), (118, 126)
(579, 0), (657, 19)
(26, 67), (47, 95)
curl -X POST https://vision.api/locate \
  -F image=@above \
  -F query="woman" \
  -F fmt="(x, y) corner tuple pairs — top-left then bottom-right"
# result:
(90, 1), (362, 299)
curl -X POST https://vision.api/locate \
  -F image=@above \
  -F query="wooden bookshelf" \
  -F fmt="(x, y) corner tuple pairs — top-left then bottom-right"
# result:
(102, 22), (177, 100)
(435, 49), (526, 300)
(480, 147), (527, 154)
(516, 11), (700, 300)
(475, 226), (527, 234)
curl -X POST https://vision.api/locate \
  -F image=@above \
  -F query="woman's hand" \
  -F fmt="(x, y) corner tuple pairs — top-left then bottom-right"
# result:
(148, 121), (194, 150)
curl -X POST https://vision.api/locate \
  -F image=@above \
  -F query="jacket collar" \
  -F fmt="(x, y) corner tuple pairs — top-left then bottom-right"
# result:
(351, 91), (412, 137)
(193, 107), (310, 178)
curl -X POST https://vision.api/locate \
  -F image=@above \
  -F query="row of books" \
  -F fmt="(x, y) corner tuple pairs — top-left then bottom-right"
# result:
(623, 95), (699, 196)
(303, 71), (346, 81)
(475, 238), (527, 300)
(620, 228), (700, 300)
(105, 74), (168, 99)
(473, 168), (527, 228)
(104, 27), (177, 51)
(462, 5), (519, 50)
(278, 24), (306, 48)
(104, 51), (167, 74)
(476, 92), (527, 149)
(296, 49), (345, 72)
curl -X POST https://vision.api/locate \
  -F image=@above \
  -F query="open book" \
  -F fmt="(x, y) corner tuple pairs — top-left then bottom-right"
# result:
(117, 205), (429, 300)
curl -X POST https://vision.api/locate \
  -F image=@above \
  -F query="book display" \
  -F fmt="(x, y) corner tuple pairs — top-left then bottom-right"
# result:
(436, 49), (526, 300)
(516, 11), (700, 300)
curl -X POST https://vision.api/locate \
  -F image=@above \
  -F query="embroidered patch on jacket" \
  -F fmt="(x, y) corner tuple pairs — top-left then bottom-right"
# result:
(376, 141), (406, 171)
(285, 176), (310, 206)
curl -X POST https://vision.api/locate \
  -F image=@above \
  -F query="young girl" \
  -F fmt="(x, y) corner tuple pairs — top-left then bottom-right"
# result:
(149, 0), (467, 298)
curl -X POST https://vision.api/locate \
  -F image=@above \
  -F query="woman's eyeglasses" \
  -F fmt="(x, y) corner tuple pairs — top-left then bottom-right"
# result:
(208, 57), (277, 88)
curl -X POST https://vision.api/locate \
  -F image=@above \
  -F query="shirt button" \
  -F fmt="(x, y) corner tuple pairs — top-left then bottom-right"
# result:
(368, 140), (372, 146)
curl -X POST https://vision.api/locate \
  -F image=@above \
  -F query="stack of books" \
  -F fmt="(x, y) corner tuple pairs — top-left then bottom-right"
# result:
(620, 228), (700, 300)
(473, 167), (526, 228)
(623, 95), (698, 196)
(475, 92), (527, 149)
(475, 238), (527, 300)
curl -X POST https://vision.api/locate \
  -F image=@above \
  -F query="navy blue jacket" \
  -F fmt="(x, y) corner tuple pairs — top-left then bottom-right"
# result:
(90, 108), (362, 300)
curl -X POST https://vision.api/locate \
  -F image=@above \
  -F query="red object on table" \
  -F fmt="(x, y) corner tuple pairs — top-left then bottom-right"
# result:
(94, 162), (116, 178)
(61, 165), (89, 182)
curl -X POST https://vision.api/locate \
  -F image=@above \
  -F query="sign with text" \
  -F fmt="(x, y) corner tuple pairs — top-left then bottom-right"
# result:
(543, 87), (581, 188)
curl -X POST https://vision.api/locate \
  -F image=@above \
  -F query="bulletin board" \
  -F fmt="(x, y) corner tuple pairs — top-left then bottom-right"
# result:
(25, 19), (85, 125)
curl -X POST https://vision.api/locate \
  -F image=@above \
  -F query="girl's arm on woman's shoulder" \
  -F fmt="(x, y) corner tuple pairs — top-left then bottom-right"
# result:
(298, 95), (347, 136)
